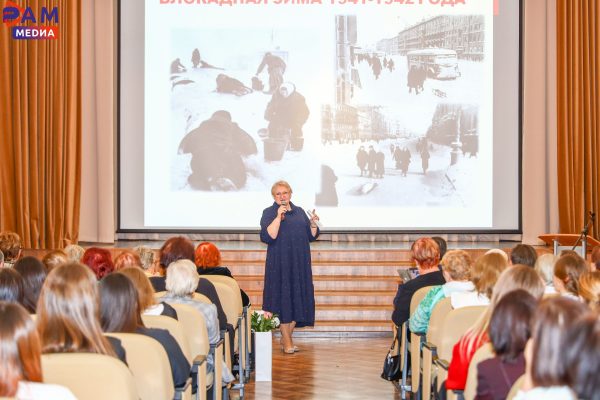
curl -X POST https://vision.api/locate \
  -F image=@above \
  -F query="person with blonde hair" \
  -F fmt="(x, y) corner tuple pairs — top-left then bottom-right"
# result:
(0, 250), (4, 268)
(113, 250), (143, 271)
(534, 253), (559, 294)
(409, 250), (473, 333)
(0, 231), (22, 267)
(451, 252), (508, 308)
(578, 271), (600, 309)
(445, 265), (545, 392)
(118, 267), (177, 319)
(133, 245), (156, 273)
(0, 302), (76, 399)
(41, 250), (68, 272)
(63, 244), (85, 263)
(36, 263), (126, 362)
(392, 237), (445, 327)
(553, 254), (588, 299)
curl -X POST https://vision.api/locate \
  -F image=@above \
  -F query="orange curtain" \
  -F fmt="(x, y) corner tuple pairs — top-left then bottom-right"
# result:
(0, 0), (81, 248)
(556, 0), (600, 239)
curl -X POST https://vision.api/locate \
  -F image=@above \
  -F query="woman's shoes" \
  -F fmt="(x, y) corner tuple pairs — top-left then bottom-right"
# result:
(281, 346), (295, 354)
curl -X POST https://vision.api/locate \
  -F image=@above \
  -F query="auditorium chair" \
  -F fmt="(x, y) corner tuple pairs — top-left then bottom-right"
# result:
(402, 285), (434, 399)
(201, 275), (249, 383)
(41, 353), (138, 400)
(172, 303), (225, 400)
(106, 332), (191, 400)
(429, 306), (488, 400)
(143, 315), (209, 400)
(420, 297), (453, 400)
(463, 342), (494, 400)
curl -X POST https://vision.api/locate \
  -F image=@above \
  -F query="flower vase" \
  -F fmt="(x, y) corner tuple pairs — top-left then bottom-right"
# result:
(254, 330), (272, 381)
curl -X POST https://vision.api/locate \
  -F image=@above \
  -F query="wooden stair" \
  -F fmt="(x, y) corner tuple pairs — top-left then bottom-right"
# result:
(224, 249), (414, 336)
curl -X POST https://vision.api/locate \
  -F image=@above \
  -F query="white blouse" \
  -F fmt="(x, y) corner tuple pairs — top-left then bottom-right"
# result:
(16, 381), (77, 400)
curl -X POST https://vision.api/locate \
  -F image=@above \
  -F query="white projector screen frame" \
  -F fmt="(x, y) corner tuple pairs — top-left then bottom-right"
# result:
(118, 0), (522, 233)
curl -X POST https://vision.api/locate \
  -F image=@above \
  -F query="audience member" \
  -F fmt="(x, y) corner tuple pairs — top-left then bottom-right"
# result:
(37, 263), (126, 363)
(510, 244), (538, 267)
(41, 250), (68, 272)
(534, 253), (558, 294)
(0, 268), (24, 304)
(451, 252), (507, 309)
(409, 250), (473, 333)
(445, 265), (544, 392)
(484, 248), (508, 262)
(578, 271), (600, 309)
(160, 259), (234, 383)
(515, 297), (587, 399)
(63, 244), (85, 263)
(195, 241), (250, 306)
(99, 273), (190, 388)
(475, 290), (537, 400)
(113, 250), (143, 271)
(0, 249), (4, 268)
(0, 302), (76, 399)
(566, 313), (600, 400)
(0, 231), (22, 267)
(391, 237), (445, 327)
(118, 266), (177, 319)
(553, 254), (588, 299)
(151, 237), (227, 330)
(133, 245), (156, 274)
(13, 257), (47, 313)
(591, 245), (600, 271)
(82, 247), (114, 280)
(431, 236), (448, 259)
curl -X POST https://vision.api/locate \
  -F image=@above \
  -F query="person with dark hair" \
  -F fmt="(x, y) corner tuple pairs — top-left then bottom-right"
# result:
(82, 247), (115, 280)
(510, 244), (538, 267)
(476, 290), (538, 400)
(150, 237), (228, 330)
(432, 236), (448, 259)
(514, 297), (587, 399)
(178, 110), (257, 191)
(13, 257), (47, 313)
(99, 273), (190, 389)
(255, 52), (286, 94)
(194, 242), (250, 307)
(553, 253), (588, 299)
(0, 302), (76, 399)
(264, 82), (309, 151)
(0, 268), (24, 305)
(391, 237), (445, 327)
(566, 314), (600, 400)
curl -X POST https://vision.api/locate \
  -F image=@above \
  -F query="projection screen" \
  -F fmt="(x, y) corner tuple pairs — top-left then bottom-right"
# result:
(119, 0), (522, 232)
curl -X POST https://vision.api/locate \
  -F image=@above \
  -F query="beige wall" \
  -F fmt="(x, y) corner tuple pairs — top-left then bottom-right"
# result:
(79, 0), (558, 244)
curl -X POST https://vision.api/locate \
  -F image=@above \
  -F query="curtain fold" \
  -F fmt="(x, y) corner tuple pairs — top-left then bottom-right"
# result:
(0, 0), (81, 248)
(557, 0), (599, 239)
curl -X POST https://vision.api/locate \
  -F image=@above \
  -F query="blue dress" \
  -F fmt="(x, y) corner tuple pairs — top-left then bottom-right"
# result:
(260, 201), (319, 327)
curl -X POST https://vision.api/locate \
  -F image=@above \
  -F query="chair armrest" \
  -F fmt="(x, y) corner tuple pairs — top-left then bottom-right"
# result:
(423, 342), (437, 352)
(193, 354), (207, 366)
(173, 377), (192, 400)
(434, 358), (449, 371)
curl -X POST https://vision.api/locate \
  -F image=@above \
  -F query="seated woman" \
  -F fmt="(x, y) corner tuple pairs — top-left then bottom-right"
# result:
(113, 250), (143, 271)
(37, 263), (127, 363)
(82, 247), (115, 280)
(0, 267), (24, 304)
(409, 250), (474, 334)
(445, 266), (545, 394)
(195, 241), (250, 306)
(151, 236), (228, 331)
(553, 253), (588, 300)
(41, 250), (68, 272)
(475, 290), (538, 400)
(534, 253), (559, 294)
(63, 244), (85, 263)
(119, 266), (178, 319)
(451, 252), (508, 309)
(0, 302), (76, 399)
(160, 259), (235, 383)
(14, 256), (47, 313)
(99, 273), (191, 389)
(566, 312), (600, 399)
(514, 297), (588, 399)
(578, 271), (600, 310)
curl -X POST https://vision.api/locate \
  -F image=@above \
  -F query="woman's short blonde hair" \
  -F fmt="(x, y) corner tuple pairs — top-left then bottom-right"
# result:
(63, 244), (85, 263)
(579, 271), (600, 310)
(270, 180), (292, 197)
(535, 253), (558, 286)
(471, 252), (508, 299)
(42, 250), (68, 272)
(441, 250), (472, 281)
(165, 259), (199, 296)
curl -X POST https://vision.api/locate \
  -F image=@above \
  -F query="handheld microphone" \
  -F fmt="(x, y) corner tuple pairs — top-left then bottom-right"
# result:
(280, 200), (287, 221)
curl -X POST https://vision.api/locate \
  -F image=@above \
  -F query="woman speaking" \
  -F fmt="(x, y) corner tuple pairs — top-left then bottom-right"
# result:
(260, 180), (320, 353)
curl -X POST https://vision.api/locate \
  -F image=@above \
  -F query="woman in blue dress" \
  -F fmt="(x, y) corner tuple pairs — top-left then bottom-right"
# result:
(260, 180), (320, 354)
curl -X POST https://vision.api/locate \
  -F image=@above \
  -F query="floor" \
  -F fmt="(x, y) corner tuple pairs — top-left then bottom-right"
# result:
(231, 337), (403, 400)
